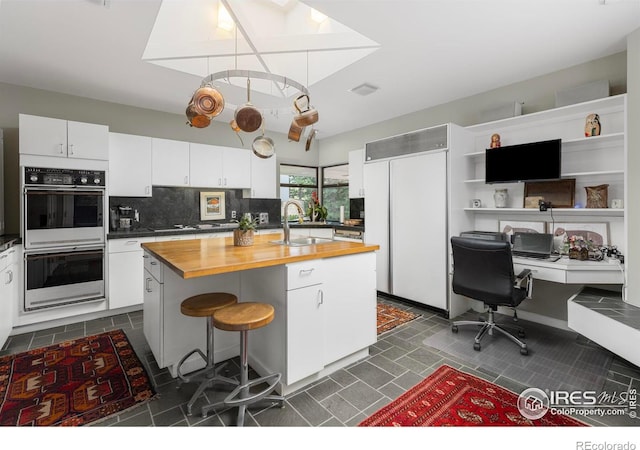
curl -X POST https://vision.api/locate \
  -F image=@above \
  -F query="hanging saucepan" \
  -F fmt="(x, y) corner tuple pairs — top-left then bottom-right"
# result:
(185, 103), (211, 128)
(230, 120), (244, 146)
(305, 127), (317, 152)
(191, 83), (224, 118)
(293, 94), (319, 127)
(288, 119), (304, 142)
(252, 127), (275, 159)
(235, 78), (263, 133)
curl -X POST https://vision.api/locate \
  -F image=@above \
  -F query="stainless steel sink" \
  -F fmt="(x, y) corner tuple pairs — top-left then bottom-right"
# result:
(270, 237), (335, 247)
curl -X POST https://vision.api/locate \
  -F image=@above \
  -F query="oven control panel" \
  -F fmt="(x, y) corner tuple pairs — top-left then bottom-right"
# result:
(24, 167), (106, 187)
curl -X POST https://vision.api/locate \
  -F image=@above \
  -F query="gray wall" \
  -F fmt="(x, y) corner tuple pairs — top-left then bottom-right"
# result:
(626, 29), (640, 306)
(318, 51), (627, 166)
(0, 81), (319, 233)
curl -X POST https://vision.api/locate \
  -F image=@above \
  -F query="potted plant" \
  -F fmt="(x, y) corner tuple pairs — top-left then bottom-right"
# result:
(306, 191), (328, 223)
(233, 214), (258, 247)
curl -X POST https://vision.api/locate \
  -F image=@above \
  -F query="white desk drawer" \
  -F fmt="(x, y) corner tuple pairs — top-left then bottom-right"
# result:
(287, 260), (323, 290)
(143, 251), (163, 282)
(514, 263), (566, 283)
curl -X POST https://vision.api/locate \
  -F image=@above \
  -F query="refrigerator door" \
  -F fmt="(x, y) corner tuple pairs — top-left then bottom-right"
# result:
(390, 151), (448, 309)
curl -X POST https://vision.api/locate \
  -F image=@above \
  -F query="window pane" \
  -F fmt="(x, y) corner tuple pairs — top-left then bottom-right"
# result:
(323, 165), (349, 186)
(280, 165), (317, 186)
(322, 186), (350, 221)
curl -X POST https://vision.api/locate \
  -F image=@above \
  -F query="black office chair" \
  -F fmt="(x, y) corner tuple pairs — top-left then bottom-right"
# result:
(450, 236), (533, 355)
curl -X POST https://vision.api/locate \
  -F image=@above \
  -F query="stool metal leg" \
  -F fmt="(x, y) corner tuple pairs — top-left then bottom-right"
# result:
(177, 316), (238, 416)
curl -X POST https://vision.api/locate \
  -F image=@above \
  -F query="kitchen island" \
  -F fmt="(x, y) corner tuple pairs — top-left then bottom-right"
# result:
(141, 232), (379, 395)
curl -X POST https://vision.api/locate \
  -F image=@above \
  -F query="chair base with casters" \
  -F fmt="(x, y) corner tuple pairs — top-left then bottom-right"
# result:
(452, 306), (529, 355)
(203, 302), (285, 426)
(176, 292), (240, 416)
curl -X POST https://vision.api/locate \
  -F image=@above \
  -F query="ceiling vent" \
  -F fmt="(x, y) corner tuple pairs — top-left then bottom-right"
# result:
(349, 83), (379, 96)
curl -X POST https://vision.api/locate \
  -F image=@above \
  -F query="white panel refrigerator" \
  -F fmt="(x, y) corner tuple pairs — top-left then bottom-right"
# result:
(364, 150), (447, 310)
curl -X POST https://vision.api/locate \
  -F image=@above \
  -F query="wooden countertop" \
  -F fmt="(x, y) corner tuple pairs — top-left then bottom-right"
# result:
(141, 232), (379, 279)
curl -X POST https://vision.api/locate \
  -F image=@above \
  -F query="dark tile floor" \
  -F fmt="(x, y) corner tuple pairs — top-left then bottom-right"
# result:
(2, 296), (640, 427)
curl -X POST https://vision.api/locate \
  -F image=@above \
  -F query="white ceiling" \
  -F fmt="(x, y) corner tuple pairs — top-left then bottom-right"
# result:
(0, 0), (639, 140)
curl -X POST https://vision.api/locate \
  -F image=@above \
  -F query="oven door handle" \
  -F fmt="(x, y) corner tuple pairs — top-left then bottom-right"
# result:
(25, 249), (104, 260)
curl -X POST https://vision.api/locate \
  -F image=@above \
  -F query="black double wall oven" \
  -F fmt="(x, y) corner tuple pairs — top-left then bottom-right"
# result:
(23, 167), (106, 311)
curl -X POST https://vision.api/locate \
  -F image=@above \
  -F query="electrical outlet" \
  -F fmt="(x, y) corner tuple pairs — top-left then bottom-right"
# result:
(231, 210), (237, 219)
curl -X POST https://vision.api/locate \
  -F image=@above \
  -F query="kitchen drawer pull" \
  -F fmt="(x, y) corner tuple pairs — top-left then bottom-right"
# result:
(145, 277), (152, 292)
(0, 254), (6, 260)
(150, 261), (158, 265)
(143, 254), (149, 259)
(6, 270), (13, 284)
(317, 289), (324, 305)
(126, 240), (138, 245)
(59, 143), (64, 154)
(69, 144), (74, 155)
(299, 268), (314, 275)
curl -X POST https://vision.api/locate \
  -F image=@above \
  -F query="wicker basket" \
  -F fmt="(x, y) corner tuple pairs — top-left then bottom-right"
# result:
(233, 229), (254, 247)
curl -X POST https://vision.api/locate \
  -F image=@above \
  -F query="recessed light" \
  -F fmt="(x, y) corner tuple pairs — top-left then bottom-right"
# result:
(349, 83), (379, 96)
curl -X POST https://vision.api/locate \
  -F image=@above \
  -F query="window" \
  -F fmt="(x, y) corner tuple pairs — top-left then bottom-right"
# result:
(321, 164), (349, 222)
(279, 164), (318, 221)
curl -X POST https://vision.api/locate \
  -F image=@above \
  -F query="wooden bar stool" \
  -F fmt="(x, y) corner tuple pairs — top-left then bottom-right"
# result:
(176, 292), (239, 416)
(202, 302), (285, 426)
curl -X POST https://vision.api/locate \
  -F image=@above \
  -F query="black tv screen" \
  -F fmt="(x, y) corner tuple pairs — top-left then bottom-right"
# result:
(485, 139), (561, 184)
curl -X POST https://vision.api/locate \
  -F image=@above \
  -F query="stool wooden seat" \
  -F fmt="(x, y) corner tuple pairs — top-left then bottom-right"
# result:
(212, 302), (275, 331)
(203, 302), (284, 426)
(181, 292), (237, 317)
(176, 292), (239, 416)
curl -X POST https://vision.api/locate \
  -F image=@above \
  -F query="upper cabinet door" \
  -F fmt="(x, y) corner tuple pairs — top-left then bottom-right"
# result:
(19, 114), (68, 157)
(109, 132), (152, 197)
(67, 120), (109, 160)
(248, 151), (277, 198)
(189, 143), (223, 188)
(19, 114), (108, 160)
(222, 146), (251, 189)
(152, 138), (190, 187)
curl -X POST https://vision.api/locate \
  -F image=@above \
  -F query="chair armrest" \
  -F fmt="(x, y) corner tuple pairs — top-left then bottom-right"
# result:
(515, 269), (533, 297)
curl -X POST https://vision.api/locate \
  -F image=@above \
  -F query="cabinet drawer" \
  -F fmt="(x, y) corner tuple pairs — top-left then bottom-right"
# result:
(514, 263), (565, 283)
(143, 251), (163, 282)
(287, 260), (323, 290)
(109, 237), (155, 253)
(0, 247), (18, 272)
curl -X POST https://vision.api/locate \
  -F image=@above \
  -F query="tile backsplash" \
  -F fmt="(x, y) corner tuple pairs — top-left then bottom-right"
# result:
(109, 187), (281, 231)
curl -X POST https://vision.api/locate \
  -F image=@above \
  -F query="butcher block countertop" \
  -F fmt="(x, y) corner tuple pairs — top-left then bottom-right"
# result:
(141, 232), (379, 279)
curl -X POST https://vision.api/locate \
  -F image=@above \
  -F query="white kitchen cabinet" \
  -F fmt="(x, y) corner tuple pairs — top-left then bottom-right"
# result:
(0, 247), (19, 348)
(348, 148), (365, 198)
(287, 284), (325, 383)
(19, 114), (109, 160)
(246, 151), (277, 198)
(189, 143), (251, 189)
(322, 252), (376, 364)
(108, 237), (155, 310)
(108, 133), (152, 197)
(143, 269), (163, 363)
(363, 160), (390, 293)
(156, 234), (197, 242)
(152, 137), (190, 187)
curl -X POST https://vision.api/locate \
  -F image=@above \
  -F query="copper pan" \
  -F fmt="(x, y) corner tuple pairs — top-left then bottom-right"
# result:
(288, 120), (304, 142)
(235, 78), (263, 133)
(192, 84), (224, 118)
(186, 103), (211, 128)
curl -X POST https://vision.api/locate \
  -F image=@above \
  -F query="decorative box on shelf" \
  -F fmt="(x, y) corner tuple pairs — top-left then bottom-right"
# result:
(569, 247), (589, 261)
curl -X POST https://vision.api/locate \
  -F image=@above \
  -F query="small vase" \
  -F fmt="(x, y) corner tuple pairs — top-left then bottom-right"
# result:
(233, 229), (254, 247)
(493, 189), (508, 208)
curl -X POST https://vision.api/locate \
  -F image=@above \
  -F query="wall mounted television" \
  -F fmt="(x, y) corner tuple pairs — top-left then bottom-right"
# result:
(485, 138), (562, 184)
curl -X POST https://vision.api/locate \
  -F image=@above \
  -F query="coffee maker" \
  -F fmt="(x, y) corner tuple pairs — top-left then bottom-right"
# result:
(110, 205), (137, 231)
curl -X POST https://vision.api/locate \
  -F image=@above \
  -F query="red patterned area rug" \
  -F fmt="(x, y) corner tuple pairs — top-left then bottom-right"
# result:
(359, 365), (586, 426)
(0, 329), (156, 426)
(377, 303), (420, 335)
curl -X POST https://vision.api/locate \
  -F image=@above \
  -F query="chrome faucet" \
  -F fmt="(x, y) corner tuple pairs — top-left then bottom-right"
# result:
(282, 200), (304, 244)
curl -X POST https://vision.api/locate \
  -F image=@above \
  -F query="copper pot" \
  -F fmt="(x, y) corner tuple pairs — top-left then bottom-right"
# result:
(293, 94), (319, 127)
(305, 128), (317, 152)
(186, 103), (211, 128)
(288, 120), (304, 142)
(235, 78), (263, 133)
(191, 84), (224, 118)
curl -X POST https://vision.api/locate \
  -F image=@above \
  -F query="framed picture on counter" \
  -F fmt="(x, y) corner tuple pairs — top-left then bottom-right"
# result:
(200, 192), (226, 221)
(551, 222), (609, 247)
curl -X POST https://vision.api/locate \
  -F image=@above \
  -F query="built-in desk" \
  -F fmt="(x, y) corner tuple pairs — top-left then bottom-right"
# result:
(513, 256), (624, 285)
